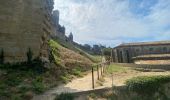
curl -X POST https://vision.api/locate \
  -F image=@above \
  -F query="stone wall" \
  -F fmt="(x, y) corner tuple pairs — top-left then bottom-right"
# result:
(111, 83), (170, 100)
(134, 59), (170, 65)
(113, 63), (170, 70)
(0, 0), (54, 62)
(112, 43), (170, 64)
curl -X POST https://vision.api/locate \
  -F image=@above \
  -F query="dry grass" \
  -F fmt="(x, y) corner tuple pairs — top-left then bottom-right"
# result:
(59, 46), (93, 68)
(48, 40), (94, 83)
(49, 40), (93, 68)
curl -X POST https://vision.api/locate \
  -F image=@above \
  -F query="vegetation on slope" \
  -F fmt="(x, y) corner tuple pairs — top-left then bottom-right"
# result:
(78, 75), (170, 100)
(52, 38), (102, 63)
(0, 61), (47, 100)
(126, 75), (170, 95)
(0, 39), (96, 99)
(48, 39), (95, 83)
(55, 93), (75, 100)
(48, 39), (93, 68)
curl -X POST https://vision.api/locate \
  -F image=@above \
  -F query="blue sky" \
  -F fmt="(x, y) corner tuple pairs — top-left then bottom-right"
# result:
(54, 0), (170, 47)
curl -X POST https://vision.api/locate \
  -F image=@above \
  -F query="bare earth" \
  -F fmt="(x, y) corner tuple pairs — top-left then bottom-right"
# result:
(32, 68), (170, 100)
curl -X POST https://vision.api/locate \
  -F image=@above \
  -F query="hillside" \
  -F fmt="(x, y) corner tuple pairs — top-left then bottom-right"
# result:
(0, 39), (100, 100)
(52, 38), (102, 63)
(49, 39), (94, 70)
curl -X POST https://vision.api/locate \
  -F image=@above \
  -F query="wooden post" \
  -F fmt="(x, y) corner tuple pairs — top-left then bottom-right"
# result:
(101, 65), (103, 76)
(103, 63), (106, 73)
(103, 64), (105, 73)
(92, 67), (94, 89)
(112, 74), (113, 86)
(97, 65), (99, 80)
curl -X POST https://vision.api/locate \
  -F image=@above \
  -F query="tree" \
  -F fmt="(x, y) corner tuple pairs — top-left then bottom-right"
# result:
(102, 48), (112, 61)
(83, 44), (91, 51)
(0, 49), (4, 64)
(92, 45), (101, 55)
(27, 48), (33, 64)
(103, 48), (111, 56)
(49, 49), (54, 63)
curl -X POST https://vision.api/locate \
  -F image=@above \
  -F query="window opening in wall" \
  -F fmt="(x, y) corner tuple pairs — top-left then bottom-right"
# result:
(126, 50), (130, 63)
(149, 48), (153, 52)
(120, 51), (123, 63)
(136, 49), (140, 52)
(163, 47), (167, 53)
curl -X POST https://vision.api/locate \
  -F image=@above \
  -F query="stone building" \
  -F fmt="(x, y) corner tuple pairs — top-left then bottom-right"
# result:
(68, 32), (73, 42)
(52, 10), (60, 26)
(52, 10), (68, 41)
(111, 41), (170, 64)
(0, 0), (55, 62)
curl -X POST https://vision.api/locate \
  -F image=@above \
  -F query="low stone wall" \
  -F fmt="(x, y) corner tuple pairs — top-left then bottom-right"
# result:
(112, 83), (170, 100)
(73, 83), (170, 100)
(113, 63), (170, 70)
(134, 59), (170, 65)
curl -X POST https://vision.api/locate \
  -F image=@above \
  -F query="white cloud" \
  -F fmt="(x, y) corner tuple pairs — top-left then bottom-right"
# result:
(54, 0), (170, 47)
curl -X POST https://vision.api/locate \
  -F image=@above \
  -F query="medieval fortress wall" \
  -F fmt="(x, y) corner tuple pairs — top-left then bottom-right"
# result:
(0, 0), (55, 62)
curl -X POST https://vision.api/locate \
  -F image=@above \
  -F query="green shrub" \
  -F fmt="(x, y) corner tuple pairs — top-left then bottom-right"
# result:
(55, 93), (75, 100)
(0, 49), (4, 64)
(72, 68), (82, 77)
(48, 40), (63, 66)
(32, 76), (45, 94)
(126, 75), (170, 95)
(26, 48), (33, 64)
(89, 93), (97, 99)
(11, 94), (22, 100)
(0, 83), (9, 96)
(60, 75), (70, 84)
(18, 84), (32, 94)
(49, 49), (55, 63)
(5, 74), (22, 86)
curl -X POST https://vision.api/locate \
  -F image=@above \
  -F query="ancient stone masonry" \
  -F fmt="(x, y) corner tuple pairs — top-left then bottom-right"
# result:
(52, 10), (68, 41)
(68, 32), (73, 42)
(111, 41), (170, 64)
(0, 0), (55, 62)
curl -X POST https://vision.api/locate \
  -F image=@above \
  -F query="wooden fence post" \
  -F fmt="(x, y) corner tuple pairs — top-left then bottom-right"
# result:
(97, 65), (99, 80)
(92, 67), (94, 89)
(101, 64), (103, 76)
(103, 64), (105, 73)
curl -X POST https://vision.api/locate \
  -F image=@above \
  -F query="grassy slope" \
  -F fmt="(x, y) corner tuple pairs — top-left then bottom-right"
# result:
(48, 39), (96, 83)
(52, 38), (102, 63)
(0, 39), (100, 100)
(49, 39), (93, 68)
(106, 64), (128, 74)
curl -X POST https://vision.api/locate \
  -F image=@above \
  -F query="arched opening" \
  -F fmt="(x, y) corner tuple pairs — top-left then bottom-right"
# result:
(126, 50), (130, 63)
(119, 51), (123, 63)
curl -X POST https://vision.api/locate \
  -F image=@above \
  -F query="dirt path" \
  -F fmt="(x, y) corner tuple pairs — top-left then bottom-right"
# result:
(32, 71), (99, 100)
(32, 69), (170, 100)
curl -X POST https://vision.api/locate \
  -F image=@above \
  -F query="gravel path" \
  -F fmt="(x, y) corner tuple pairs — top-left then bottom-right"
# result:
(32, 71), (99, 100)
(32, 69), (170, 100)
